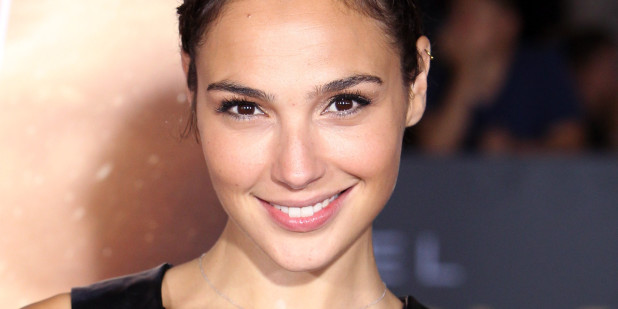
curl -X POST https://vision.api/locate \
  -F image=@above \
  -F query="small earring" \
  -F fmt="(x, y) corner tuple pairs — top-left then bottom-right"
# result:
(425, 49), (434, 60)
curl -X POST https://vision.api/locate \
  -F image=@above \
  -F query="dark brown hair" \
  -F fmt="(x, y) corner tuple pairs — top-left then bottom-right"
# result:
(177, 0), (424, 138)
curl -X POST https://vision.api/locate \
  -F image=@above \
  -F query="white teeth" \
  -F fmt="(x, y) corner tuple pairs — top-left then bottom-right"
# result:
(288, 207), (301, 218)
(271, 193), (339, 218)
(300, 206), (314, 217)
(314, 203), (323, 213)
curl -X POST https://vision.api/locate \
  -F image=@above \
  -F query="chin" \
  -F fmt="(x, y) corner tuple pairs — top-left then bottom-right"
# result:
(265, 227), (370, 274)
(272, 254), (333, 273)
(264, 241), (341, 273)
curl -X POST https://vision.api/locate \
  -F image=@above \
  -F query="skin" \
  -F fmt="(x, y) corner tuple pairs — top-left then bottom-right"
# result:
(24, 0), (430, 308)
(22, 295), (70, 309)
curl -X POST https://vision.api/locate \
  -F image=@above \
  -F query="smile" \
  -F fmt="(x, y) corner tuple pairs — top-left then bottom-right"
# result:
(260, 187), (352, 233)
(270, 193), (340, 218)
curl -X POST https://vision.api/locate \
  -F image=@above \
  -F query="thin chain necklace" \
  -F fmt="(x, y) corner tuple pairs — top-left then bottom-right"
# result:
(198, 253), (388, 309)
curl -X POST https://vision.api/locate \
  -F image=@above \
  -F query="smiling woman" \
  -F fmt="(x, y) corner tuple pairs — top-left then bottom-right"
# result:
(24, 0), (431, 308)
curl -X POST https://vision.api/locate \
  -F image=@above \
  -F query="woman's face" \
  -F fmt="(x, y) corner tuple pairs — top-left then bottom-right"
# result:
(192, 0), (424, 271)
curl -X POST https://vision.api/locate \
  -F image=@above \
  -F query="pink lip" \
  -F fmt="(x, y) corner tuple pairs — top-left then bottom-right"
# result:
(260, 187), (352, 233)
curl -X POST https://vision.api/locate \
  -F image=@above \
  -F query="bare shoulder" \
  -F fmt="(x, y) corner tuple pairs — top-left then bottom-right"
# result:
(21, 293), (71, 309)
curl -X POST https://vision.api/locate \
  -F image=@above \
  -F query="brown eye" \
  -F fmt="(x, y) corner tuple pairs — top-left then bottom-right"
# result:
(324, 93), (372, 115)
(237, 103), (256, 115)
(333, 98), (354, 111)
(218, 100), (265, 117)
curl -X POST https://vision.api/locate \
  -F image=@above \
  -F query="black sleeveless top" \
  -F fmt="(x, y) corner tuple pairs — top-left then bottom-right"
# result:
(72, 264), (428, 309)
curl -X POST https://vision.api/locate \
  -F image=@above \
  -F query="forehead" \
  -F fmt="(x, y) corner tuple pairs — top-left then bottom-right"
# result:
(196, 0), (400, 90)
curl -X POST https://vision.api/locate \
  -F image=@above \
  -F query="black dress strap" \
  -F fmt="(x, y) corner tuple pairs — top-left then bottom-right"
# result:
(400, 295), (429, 309)
(71, 263), (172, 309)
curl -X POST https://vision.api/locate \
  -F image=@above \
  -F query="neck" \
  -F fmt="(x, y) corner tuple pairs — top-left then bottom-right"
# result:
(199, 220), (391, 309)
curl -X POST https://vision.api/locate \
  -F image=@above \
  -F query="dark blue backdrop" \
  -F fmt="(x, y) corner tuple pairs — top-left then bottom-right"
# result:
(374, 155), (618, 309)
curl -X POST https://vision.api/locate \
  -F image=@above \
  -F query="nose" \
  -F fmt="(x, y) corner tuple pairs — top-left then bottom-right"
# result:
(271, 124), (325, 191)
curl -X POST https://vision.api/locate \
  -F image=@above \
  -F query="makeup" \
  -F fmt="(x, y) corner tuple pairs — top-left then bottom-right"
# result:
(260, 187), (352, 233)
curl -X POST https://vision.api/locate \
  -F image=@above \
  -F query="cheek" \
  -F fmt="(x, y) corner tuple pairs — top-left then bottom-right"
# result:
(198, 117), (271, 194)
(322, 119), (403, 233)
(326, 109), (404, 187)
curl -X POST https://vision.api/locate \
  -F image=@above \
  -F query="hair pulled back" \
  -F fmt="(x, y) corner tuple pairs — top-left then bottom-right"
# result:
(177, 0), (424, 137)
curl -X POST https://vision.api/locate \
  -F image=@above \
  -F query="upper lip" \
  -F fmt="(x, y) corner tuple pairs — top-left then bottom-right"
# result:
(257, 186), (352, 208)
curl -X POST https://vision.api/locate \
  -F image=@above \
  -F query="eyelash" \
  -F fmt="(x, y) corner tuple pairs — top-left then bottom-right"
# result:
(216, 97), (265, 120)
(215, 92), (372, 120)
(322, 91), (372, 117)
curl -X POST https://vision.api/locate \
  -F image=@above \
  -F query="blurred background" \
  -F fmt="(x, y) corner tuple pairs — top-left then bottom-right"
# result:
(0, 0), (616, 308)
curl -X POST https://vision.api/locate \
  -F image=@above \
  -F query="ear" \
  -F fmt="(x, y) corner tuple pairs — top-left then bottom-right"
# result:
(406, 36), (431, 127)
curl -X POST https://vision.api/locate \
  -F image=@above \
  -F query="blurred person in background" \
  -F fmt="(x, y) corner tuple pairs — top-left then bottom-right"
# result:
(416, 0), (584, 154)
(566, 27), (618, 151)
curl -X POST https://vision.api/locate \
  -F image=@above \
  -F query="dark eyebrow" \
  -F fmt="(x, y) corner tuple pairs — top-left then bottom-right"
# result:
(207, 74), (382, 101)
(317, 74), (383, 95)
(207, 81), (273, 101)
